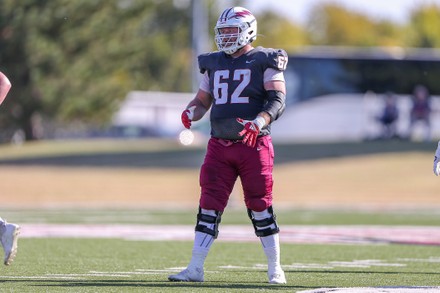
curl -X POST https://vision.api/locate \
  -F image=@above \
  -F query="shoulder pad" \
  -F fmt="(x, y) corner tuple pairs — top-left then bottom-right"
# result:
(253, 47), (288, 72)
(198, 52), (222, 74)
(268, 48), (288, 71)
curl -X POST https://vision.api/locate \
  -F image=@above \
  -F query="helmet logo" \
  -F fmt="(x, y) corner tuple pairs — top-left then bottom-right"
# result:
(230, 10), (252, 20)
(218, 7), (252, 23)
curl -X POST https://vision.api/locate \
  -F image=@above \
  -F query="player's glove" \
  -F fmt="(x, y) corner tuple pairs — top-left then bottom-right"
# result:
(181, 106), (196, 129)
(237, 116), (266, 148)
(434, 141), (440, 176)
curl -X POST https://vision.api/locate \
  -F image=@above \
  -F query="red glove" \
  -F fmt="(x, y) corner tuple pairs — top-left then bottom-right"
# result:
(237, 117), (266, 148)
(181, 106), (196, 129)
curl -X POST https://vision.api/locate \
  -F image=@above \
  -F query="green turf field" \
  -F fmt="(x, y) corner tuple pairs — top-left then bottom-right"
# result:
(1, 238), (439, 292)
(0, 207), (439, 292)
(0, 139), (439, 292)
(1, 208), (440, 226)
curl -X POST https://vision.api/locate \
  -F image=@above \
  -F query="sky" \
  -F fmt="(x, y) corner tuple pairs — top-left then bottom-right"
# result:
(237, 0), (440, 25)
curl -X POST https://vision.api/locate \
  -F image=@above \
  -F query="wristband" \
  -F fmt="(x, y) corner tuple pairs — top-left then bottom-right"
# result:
(186, 106), (196, 120)
(253, 116), (266, 130)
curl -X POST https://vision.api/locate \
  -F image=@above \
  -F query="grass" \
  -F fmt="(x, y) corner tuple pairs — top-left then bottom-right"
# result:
(0, 139), (439, 208)
(0, 138), (439, 292)
(0, 138), (186, 160)
(0, 206), (439, 292)
(1, 239), (439, 292)
(1, 208), (440, 226)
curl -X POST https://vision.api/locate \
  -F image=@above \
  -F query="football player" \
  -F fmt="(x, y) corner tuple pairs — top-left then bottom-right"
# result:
(0, 71), (21, 265)
(0, 71), (12, 105)
(0, 218), (20, 266)
(168, 7), (288, 284)
(434, 141), (440, 176)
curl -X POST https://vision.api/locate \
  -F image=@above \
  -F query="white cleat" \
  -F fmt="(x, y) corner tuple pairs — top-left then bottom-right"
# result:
(268, 269), (286, 284)
(168, 267), (204, 282)
(1, 223), (20, 266)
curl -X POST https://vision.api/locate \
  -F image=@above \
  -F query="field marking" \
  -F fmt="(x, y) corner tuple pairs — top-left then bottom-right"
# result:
(19, 224), (440, 246)
(2, 264), (439, 292)
(4, 224), (440, 292)
(398, 257), (440, 263)
(0, 275), (80, 280)
(297, 287), (440, 293)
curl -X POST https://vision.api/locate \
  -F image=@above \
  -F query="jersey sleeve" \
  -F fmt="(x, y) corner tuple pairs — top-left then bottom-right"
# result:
(199, 72), (210, 92)
(267, 49), (288, 72)
(263, 68), (285, 83)
(198, 53), (209, 74)
(198, 52), (217, 74)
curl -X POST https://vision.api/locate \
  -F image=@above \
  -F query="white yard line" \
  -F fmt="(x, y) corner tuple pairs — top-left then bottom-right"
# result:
(20, 224), (440, 245)
(6, 224), (440, 292)
(297, 288), (440, 293)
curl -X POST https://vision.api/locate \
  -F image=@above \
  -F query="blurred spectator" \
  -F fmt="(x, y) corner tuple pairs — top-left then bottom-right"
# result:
(376, 92), (399, 139)
(407, 84), (431, 141)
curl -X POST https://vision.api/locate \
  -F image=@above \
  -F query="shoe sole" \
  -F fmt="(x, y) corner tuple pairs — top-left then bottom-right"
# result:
(168, 275), (186, 282)
(269, 277), (287, 284)
(168, 276), (203, 282)
(268, 272), (287, 284)
(4, 225), (20, 266)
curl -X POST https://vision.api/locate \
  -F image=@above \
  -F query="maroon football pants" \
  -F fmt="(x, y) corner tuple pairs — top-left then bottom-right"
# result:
(199, 136), (274, 212)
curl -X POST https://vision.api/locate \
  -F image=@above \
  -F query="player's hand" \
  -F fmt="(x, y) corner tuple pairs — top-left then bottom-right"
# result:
(181, 106), (196, 129)
(434, 141), (440, 176)
(237, 117), (265, 148)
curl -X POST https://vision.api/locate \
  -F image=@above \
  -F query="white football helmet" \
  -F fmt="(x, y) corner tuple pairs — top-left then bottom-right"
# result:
(214, 7), (257, 55)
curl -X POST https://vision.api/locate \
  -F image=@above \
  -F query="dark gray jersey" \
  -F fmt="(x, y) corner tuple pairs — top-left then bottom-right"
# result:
(198, 46), (288, 140)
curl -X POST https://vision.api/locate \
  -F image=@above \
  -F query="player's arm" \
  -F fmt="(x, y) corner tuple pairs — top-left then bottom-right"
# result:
(258, 79), (287, 126)
(186, 89), (213, 122)
(0, 71), (12, 106)
(237, 75), (286, 148)
(181, 88), (213, 129)
(257, 48), (288, 126)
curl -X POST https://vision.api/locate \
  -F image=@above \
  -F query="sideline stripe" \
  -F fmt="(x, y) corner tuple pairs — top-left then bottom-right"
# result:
(21, 224), (440, 245)
(297, 287), (440, 293)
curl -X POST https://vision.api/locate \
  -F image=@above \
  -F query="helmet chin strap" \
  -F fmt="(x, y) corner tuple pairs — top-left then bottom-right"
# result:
(225, 46), (241, 55)
(227, 44), (253, 56)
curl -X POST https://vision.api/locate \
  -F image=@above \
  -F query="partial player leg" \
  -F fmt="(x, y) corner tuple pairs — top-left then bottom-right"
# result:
(169, 138), (235, 282)
(0, 218), (20, 266)
(239, 137), (286, 283)
(168, 208), (222, 282)
(248, 207), (286, 284)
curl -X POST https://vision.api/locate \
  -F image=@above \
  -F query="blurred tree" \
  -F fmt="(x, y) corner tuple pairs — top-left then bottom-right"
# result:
(2, 0), (440, 142)
(0, 0), (192, 140)
(306, 3), (402, 47)
(406, 4), (440, 48)
(254, 12), (309, 51)
(0, 1), (42, 141)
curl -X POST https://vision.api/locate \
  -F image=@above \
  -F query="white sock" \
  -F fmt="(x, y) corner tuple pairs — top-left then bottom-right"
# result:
(188, 243), (210, 269)
(188, 209), (217, 269)
(251, 209), (282, 272)
(261, 234), (282, 272)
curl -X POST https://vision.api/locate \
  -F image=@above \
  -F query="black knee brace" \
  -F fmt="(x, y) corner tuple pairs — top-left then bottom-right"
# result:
(195, 207), (222, 239)
(247, 206), (280, 237)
